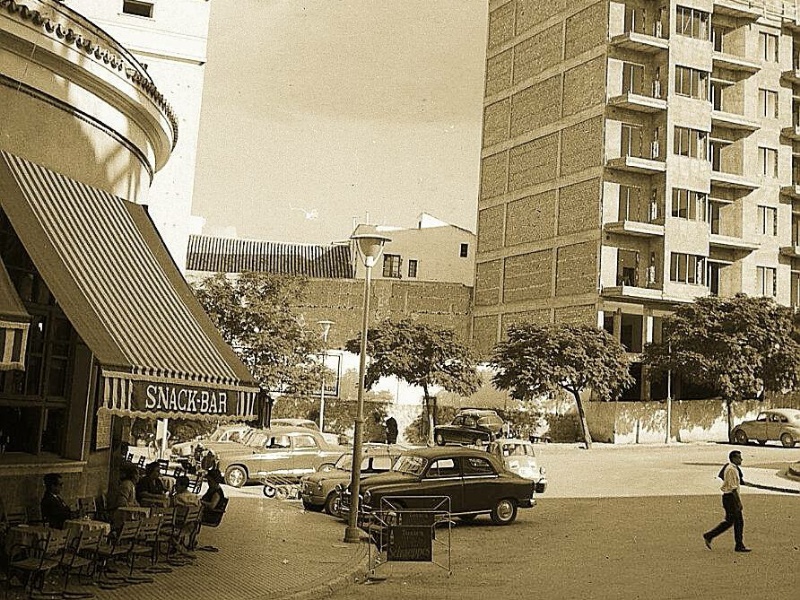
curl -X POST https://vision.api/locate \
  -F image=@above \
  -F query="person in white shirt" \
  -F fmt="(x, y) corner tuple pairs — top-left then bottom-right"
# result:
(703, 450), (750, 552)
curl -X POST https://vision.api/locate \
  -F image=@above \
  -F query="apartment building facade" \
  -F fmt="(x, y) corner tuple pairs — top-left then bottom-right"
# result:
(475, 0), (800, 401)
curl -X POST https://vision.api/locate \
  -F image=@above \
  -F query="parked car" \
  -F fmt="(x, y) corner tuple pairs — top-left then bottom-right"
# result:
(731, 408), (800, 447)
(170, 424), (252, 459)
(346, 446), (536, 525)
(270, 418), (340, 445)
(433, 409), (505, 446)
(218, 426), (347, 488)
(486, 439), (547, 494)
(300, 443), (410, 515)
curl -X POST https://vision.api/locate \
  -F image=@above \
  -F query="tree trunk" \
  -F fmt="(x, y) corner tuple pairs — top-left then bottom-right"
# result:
(572, 389), (593, 450)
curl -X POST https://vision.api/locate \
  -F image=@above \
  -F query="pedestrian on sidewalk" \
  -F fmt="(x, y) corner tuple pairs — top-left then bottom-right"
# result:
(703, 450), (751, 553)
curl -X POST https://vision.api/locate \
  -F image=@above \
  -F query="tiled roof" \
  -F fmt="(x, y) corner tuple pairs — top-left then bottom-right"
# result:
(186, 235), (355, 279)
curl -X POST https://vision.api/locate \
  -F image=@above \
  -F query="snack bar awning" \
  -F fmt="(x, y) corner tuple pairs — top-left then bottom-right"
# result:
(0, 151), (258, 421)
(0, 256), (29, 371)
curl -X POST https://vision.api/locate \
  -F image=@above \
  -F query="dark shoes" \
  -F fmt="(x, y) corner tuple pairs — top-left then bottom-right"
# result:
(703, 534), (712, 550)
(735, 546), (752, 553)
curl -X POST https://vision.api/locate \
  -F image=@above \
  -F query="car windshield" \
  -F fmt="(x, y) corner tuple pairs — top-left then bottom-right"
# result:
(392, 455), (427, 475)
(332, 454), (376, 471)
(208, 428), (229, 442)
(501, 443), (534, 457)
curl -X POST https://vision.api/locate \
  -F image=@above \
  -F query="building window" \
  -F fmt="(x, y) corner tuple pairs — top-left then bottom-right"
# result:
(674, 66), (708, 100)
(671, 189), (707, 221)
(759, 147), (778, 177)
(670, 253), (705, 285)
(759, 32), (779, 62)
(757, 205), (778, 236)
(757, 266), (777, 297)
(122, 0), (154, 18)
(759, 89), (779, 118)
(621, 123), (643, 157)
(791, 272), (800, 308)
(673, 126), (707, 159)
(408, 260), (418, 279)
(676, 5), (710, 40)
(382, 254), (401, 278)
(460, 243), (469, 258)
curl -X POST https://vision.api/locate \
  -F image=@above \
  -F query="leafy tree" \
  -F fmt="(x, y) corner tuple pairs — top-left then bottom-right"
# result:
(490, 323), (634, 449)
(643, 294), (800, 437)
(192, 272), (326, 420)
(345, 319), (481, 444)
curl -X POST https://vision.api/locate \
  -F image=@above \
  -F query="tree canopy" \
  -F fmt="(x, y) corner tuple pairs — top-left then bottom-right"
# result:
(344, 319), (481, 442)
(490, 323), (634, 449)
(643, 294), (800, 434)
(192, 271), (326, 401)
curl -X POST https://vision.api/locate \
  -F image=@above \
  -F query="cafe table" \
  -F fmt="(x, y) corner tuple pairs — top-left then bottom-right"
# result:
(63, 518), (111, 538)
(3, 524), (50, 556)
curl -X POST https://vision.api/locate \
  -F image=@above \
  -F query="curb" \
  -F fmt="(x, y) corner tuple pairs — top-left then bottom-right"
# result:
(278, 541), (369, 600)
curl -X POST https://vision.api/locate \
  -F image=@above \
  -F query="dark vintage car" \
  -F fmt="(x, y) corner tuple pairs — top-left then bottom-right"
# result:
(433, 409), (505, 446)
(299, 443), (410, 515)
(347, 446), (536, 525)
(218, 427), (347, 487)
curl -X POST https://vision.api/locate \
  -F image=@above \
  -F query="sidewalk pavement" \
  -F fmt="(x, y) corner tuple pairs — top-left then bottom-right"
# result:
(89, 490), (369, 600)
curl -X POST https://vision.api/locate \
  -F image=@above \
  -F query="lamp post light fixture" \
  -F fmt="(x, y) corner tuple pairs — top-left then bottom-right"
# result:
(344, 233), (391, 544)
(317, 320), (334, 433)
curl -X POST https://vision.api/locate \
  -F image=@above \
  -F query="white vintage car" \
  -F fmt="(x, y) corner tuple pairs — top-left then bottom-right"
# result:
(486, 438), (547, 494)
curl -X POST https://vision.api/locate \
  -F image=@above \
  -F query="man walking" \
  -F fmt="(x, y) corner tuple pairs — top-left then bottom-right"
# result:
(703, 450), (751, 552)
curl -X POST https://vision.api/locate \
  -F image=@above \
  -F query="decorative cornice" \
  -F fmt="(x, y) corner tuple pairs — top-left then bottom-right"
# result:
(0, 0), (178, 149)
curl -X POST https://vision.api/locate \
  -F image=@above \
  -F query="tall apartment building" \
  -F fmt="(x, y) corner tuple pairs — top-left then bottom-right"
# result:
(474, 0), (800, 400)
(63, 0), (211, 268)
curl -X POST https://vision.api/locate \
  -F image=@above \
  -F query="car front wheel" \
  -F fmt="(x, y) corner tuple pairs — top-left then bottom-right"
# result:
(490, 498), (517, 525)
(733, 429), (748, 445)
(324, 492), (341, 517)
(224, 465), (248, 488)
(780, 433), (796, 448)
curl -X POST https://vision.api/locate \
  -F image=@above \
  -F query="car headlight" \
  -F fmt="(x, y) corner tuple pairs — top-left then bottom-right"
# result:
(335, 483), (345, 493)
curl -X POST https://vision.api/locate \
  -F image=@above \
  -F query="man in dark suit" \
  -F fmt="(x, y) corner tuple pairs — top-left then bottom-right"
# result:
(41, 473), (73, 529)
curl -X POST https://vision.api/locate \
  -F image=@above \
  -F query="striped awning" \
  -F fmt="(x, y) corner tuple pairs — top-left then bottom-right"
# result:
(0, 151), (259, 421)
(0, 257), (29, 371)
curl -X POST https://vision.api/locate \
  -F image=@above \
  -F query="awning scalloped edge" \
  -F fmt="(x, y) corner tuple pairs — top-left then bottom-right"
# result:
(97, 407), (257, 422)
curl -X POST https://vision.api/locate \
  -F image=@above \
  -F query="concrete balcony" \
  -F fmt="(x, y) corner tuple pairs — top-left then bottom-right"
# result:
(711, 110), (760, 132)
(604, 221), (665, 238)
(781, 125), (800, 140)
(610, 32), (669, 54)
(606, 156), (667, 174)
(713, 0), (763, 20)
(712, 51), (760, 74)
(781, 68), (800, 85)
(601, 285), (698, 304)
(608, 93), (667, 114)
(780, 185), (800, 199)
(710, 170), (760, 191)
(709, 234), (759, 251)
(780, 245), (800, 257)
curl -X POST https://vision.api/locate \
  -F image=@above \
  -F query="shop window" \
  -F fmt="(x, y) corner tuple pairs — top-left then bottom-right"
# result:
(122, 1), (154, 18)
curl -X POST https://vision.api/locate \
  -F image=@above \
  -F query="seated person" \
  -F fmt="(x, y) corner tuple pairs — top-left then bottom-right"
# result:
(135, 462), (170, 508)
(201, 469), (226, 512)
(112, 463), (140, 509)
(172, 476), (201, 508)
(40, 473), (75, 529)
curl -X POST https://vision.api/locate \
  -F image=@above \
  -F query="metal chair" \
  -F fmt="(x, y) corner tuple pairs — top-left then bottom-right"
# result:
(95, 520), (139, 590)
(6, 528), (69, 597)
(59, 528), (104, 598)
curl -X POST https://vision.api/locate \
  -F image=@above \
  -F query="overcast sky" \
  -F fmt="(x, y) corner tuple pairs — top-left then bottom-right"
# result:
(191, 0), (488, 244)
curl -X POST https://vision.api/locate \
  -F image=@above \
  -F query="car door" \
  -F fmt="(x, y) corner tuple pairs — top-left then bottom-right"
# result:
(747, 413), (769, 440)
(460, 455), (500, 513)
(766, 413), (787, 441)
(291, 433), (323, 475)
(461, 416), (478, 443)
(249, 434), (292, 477)
(418, 457), (464, 511)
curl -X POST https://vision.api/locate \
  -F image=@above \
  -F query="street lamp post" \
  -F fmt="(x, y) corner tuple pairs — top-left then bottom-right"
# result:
(317, 320), (334, 433)
(344, 233), (391, 544)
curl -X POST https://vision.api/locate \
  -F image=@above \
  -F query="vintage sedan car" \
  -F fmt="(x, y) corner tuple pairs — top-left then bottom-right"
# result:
(170, 424), (252, 459)
(218, 426), (347, 487)
(270, 418), (340, 446)
(486, 439), (547, 494)
(349, 446), (535, 525)
(433, 409), (505, 446)
(300, 443), (409, 515)
(731, 408), (800, 447)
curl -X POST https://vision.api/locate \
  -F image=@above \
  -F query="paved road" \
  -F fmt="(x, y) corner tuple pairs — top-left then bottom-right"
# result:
(328, 442), (800, 600)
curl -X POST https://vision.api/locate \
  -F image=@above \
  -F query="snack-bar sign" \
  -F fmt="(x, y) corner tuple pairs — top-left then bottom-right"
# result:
(132, 382), (232, 415)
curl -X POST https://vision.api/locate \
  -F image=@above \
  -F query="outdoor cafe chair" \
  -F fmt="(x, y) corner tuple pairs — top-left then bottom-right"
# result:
(126, 516), (162, 581)
(95, 520), (139, 590)
(5, 528), (69, 597)
(58, 528), (104, 598)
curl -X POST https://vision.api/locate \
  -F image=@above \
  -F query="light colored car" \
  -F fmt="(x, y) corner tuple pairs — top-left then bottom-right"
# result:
(299, 443), (409, 515)
(270, 418), (341, 445)
(731, 408), (800, 447)
(219, 426), (347, 488)
(486, 439), (547, 494)
(170, 424), (251, 458)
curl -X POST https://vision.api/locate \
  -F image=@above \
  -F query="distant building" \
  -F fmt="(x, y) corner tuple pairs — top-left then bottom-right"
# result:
(475, 0), (800, 403)
(65, 0), (212, 268)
